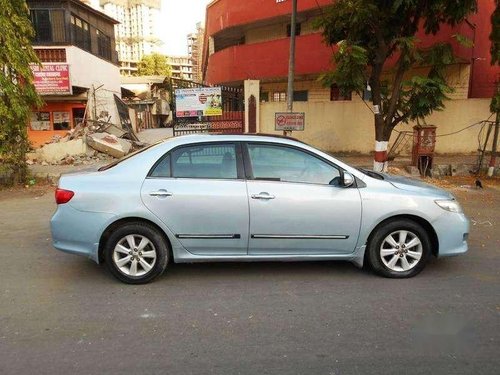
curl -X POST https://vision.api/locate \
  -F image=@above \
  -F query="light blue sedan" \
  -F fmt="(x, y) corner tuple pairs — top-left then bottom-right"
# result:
(51, 134), (469, 283)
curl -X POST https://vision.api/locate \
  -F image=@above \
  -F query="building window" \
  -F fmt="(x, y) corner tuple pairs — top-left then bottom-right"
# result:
(96, 29), (112, 60)
(273, 92), (287, 102)
(30, 9), (66, 44)
(260, 92), (269, 102)
(53, 112), (71, 130)
(293, 90), (308, 101)
(71, 15), (91, 51)
(287, 23), (301, 37)
(330, 84), (352, 101)
(30, 112), (51, 131)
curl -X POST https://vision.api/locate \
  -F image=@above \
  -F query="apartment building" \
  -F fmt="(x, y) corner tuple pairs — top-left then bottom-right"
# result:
(167, 56), (193, 81)
(98, 0), (161, 75)
(187, 22), (205, 83)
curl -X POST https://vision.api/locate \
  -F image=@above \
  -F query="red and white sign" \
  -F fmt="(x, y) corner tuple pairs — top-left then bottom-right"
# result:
(30, 63), (72, 95)
(275, 112), (305, 131)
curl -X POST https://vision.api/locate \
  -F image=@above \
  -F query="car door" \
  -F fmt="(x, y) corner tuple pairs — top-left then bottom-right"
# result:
(141, 142), (249, 256)
(245, 143), (362, 255)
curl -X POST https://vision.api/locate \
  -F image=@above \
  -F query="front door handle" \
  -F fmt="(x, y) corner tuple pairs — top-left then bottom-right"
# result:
(251, 192), (275, 200)
(149, 189), (173, 197)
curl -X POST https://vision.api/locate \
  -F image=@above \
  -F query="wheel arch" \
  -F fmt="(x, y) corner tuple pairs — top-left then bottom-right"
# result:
(364, 214), (439, 260)
(98, 217), (174, 264)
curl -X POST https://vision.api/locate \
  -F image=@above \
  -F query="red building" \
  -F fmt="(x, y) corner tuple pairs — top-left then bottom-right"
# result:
(203, 0), (498, 98)
(201, 0), (499, 156)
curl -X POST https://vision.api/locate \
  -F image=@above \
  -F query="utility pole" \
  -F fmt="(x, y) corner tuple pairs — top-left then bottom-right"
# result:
(284, 0), (298, 136)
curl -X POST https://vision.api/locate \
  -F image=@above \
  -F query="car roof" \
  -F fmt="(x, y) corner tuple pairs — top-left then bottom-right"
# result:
(168, 133), (305, 145)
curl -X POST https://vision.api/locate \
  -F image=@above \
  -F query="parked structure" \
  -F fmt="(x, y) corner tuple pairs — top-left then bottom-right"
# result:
(97, 0), (161, 76)
(202, 0), (499, 154)
(188, 22), (205, 83)
(27, 0), (121, 147)
(167, 56), (193, 81)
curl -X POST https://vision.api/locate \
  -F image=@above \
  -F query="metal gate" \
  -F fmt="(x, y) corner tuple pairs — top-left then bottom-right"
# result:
(169, 78), (244, 136)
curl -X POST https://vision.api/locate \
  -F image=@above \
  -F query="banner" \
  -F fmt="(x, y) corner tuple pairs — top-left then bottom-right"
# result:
(175, 87), (222, 117)
(30, 63), (72, 95)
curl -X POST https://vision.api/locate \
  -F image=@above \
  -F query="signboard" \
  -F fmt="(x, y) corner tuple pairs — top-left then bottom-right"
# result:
(275, 112), (305, 131)
(30, 63), (71, 95)
(175, 87), (222, 117)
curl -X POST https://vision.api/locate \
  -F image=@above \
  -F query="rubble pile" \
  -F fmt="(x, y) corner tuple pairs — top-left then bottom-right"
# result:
(28, 120), (142, 166)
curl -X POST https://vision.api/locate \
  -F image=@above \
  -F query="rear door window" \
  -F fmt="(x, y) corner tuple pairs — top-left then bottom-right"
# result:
(171, 143), (238, 179)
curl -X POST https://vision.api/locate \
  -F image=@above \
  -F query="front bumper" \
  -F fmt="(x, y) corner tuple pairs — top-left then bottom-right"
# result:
(433, 212), (469, 257)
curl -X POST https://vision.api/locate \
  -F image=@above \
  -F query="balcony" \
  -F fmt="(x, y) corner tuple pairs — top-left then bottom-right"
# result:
(205, 33), (332, 85)
(206, 0), (332, 36)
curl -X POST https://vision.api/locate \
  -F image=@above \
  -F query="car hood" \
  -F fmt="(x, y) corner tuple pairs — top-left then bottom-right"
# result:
(381, 174), (453, 198)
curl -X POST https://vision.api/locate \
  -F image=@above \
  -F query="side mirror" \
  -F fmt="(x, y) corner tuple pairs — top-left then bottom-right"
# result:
(342, 172), (355, 187)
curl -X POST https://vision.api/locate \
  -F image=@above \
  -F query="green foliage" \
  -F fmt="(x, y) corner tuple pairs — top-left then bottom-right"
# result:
(399, 76), (453, 123)
(136, 53), (171, 77)
(319, 42), (368, 96)
(0, 0), (42, 185)
(453, 33), (474, 48)
(317, 0), (477, 142)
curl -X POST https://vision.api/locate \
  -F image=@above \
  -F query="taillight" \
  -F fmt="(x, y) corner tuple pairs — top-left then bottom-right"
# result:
(55, 188), (74, 204)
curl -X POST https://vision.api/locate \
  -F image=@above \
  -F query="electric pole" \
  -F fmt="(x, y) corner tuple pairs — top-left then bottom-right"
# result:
(284, 0), (297, 136)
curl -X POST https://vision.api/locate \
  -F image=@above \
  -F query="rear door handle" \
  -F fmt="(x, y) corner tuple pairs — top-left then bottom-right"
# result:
(251, 192), (275, 200)
(149, 189), (173, 197)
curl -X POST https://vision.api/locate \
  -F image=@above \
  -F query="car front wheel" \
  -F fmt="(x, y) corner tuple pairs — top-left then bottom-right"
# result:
(104, 222), (169, 284)
(367, 219), (431, 278)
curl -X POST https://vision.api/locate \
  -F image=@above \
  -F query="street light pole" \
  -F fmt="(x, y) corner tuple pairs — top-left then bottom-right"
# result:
(284, 0), (297, 136)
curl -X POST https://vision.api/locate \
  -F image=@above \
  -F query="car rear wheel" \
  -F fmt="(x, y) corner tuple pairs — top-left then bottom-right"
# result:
(367, 219), (431, 278)
(104, 222), (169, 284)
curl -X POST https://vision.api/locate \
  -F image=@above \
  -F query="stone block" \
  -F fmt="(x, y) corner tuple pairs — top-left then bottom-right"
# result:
(87, 133), (132, 158)
(35, 139), (87, 164)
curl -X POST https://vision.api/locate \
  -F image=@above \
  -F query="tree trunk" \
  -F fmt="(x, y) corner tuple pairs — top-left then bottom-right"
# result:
(488, 111), (499, 177)
(370, 59), (388, 172)
(373, 115), (389, 172)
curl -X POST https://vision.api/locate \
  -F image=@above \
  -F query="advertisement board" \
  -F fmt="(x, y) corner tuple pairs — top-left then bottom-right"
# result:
(30, 63), (72, 95)
(275, 112), (305, 131)
(175, 87), (222, 117)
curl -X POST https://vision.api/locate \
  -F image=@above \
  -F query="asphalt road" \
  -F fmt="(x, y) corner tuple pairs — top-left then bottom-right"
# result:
(0, 185), (499, 375)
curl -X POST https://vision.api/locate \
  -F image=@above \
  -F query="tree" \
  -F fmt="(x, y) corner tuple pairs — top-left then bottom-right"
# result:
(136, 53), (171, 76)
(0, 0), (42, 185)
(316, 0), (477, 171)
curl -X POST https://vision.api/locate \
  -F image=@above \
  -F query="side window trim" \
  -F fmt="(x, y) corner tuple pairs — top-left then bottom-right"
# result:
(242, 142), (343, 186)
(147, 141), (245, 180)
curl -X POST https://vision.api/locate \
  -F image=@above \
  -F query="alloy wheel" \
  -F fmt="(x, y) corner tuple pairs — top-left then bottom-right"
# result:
(379, 230), (423, 272)
(112, 234), (157, 277)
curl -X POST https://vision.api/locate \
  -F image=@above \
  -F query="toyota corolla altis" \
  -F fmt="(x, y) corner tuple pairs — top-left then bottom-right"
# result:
(51, 134), (469, 283)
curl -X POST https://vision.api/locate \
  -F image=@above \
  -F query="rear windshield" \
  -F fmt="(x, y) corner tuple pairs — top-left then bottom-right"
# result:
(98, 141), (161, 171)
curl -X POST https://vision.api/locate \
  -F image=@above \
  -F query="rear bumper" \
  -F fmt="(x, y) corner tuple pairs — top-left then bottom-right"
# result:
(51, 204), (114, 263)
(433, 212), (469, 257)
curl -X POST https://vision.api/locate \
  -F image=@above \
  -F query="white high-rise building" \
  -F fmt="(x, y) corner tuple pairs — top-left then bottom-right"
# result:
(96, 0), (161, 76)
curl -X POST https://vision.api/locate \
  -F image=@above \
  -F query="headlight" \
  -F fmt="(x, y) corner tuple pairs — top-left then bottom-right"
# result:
(435, 199), (463, 213)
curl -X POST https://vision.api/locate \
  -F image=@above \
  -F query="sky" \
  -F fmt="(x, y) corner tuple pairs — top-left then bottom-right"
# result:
(159, 0), (212, 56)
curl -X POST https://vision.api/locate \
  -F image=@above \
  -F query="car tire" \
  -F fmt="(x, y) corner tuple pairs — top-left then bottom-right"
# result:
(367, 219), (431, 278)
(104, 222), (169, 284)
